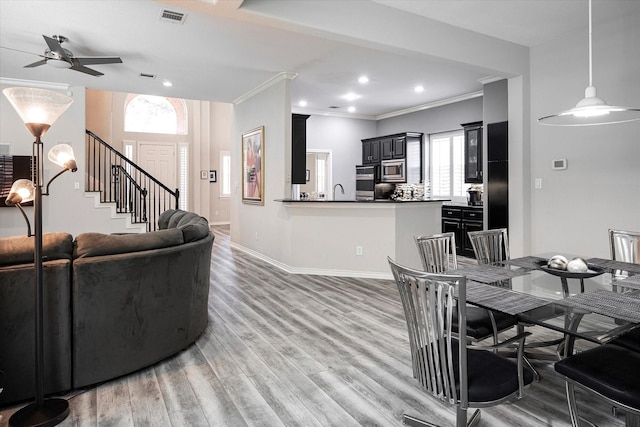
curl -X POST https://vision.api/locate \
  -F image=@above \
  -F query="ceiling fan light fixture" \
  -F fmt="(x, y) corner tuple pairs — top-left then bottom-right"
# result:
(47, 59), (72, 69)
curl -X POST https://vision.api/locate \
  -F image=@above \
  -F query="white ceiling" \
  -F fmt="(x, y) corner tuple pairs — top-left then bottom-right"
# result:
(0, 0), (636, 119)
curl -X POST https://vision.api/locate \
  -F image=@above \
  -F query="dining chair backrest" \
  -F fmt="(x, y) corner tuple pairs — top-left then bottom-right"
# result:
(387, 257), (469, 408)
(609, 229), (640, 264)
(468, 228), (510, 264)
(414, 232), (458, 273)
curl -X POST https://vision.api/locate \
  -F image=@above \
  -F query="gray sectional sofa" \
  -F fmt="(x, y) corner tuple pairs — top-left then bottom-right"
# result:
(0, 209), (214, 406)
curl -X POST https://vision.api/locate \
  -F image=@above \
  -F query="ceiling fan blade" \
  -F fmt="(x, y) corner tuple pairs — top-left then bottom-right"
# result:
(76, 56), (123, 66)
(0, 45), (45, 57)
(42, 34), (71, 61)
(70, 64), (104, 76)
(24, 59), (48, 68)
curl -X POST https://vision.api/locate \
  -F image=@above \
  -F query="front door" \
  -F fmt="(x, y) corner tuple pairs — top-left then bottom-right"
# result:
(137, 142), (177, 214)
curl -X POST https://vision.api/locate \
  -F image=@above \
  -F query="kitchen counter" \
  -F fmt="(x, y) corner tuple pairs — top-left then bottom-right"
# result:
(275, 198), (449, 203)
(276, 198), (446, 278)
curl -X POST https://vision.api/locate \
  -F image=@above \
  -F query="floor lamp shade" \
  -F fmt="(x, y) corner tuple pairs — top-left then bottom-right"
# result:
(2, 87), (73, 137)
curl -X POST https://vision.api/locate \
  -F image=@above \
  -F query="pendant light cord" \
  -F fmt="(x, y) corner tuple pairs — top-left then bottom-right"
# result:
(588, 0), (593, 87)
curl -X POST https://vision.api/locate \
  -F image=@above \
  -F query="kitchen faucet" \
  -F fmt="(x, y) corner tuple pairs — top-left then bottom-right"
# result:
(333, 183), (344, 200)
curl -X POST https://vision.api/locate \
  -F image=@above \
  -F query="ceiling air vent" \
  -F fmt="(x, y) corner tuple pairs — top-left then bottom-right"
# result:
(139, 73), (157, 79)
(159, 9), (187, 24)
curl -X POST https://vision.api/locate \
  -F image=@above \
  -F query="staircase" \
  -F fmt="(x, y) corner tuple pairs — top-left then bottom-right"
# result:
(85, 130), (179, 232)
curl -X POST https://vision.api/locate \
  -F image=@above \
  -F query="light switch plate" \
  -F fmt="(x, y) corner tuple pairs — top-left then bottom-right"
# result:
(200, 170), (208, 179)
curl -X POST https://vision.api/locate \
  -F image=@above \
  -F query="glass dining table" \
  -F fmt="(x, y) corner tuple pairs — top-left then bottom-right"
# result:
(450, 255), (640, 353)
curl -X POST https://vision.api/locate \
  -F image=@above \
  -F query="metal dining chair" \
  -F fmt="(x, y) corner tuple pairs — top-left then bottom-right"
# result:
(388, 257), (534, 427)
(467, 228), (562, 364)
(608, 229), (640, 346)
(609, 228), (640, 265)
(606, 228), (640, 404)
(467, 228), (509, 265)
(555, 342), (640, 427)
(414, 232), (518, 346)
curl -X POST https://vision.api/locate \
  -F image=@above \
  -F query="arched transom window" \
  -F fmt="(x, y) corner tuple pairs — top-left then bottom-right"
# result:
(124, 94), (188, 135)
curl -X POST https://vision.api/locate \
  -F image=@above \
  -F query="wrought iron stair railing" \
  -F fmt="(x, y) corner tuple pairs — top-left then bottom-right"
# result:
(86, 130), (179, 231)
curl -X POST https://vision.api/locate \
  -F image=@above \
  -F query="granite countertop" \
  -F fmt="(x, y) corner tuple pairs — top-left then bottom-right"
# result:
(275, 198), (450, 203)
(442, 202), (484, 208)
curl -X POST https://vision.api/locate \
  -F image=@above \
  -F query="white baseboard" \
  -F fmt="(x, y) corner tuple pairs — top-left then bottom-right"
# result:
(229, 242), (393, 280)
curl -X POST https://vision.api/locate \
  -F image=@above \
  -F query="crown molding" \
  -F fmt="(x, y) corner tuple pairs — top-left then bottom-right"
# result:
(233, 71), (297, 105)
(478, 76), (505, 85)
(0, 77), (70, 91)
(375, 90), (483, 120)
(291, 107), (376, 120)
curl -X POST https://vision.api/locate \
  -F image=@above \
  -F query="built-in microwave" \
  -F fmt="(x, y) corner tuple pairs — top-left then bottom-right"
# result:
(381, 159), (406, 183)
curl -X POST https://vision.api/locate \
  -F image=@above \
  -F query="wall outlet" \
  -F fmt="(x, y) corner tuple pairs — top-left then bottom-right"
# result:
(200, 170), (208, 180)
(255, 232), (259, 241)
(215, 210), (219, 216)
(535, 178), (542, 189)
(356, 246), (363, 256)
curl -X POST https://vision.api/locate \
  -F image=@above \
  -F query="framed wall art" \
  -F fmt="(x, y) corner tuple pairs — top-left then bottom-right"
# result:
(242, 126), (264, 205)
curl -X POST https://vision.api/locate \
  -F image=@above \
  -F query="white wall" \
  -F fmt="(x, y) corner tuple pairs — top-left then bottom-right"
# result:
(529, 5), (640, 258)
(231, 77), (294, 264)
(305, 114), (376, 199)
(377, 97), (483, 137)
(209, 102), (233, 224)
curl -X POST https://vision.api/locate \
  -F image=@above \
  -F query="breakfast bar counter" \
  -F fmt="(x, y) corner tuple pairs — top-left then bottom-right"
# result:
(275, 198), (447, 278)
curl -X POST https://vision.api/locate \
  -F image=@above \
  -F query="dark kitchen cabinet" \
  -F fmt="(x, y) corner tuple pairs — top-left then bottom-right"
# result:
(381, 136), (405, 160)
(487, 121), (509, 230)
(291, 114), (310, 184)
(442, 205), (483, 258)
(362, 139), (381, 165)
(462, 121), (483, 183)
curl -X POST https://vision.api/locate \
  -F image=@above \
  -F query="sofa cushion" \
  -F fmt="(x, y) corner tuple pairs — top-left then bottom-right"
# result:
(74, 228), (184, 258)
(0, 232), (73, 266)
(158, 209), (210, 243)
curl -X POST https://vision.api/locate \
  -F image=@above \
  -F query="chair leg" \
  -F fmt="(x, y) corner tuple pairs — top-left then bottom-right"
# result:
(565, 382), (581, 427)
(523, 355), (541, 382)
(402, 414), (439, 427)
(467, 409), (481, 427)
(456, 407), (467, 427)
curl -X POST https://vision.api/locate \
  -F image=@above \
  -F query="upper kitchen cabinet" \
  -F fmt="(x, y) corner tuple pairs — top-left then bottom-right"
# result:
(381, 136), (406, 160)
(362, 138), (381, 165)
(462, 121), (483, 183)
(363, 132), (422, 163)
(292, 114), (310, 184)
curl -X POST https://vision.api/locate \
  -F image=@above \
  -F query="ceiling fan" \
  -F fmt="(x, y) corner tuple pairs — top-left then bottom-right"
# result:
(7, 34), (123, 76)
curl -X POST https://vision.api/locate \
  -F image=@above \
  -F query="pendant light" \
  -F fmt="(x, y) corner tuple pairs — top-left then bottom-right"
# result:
(538, 0), (640, 126)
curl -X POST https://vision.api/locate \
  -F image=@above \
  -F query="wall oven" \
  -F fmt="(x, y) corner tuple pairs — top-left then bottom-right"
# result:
(355, 165), (375, 200)
(381, 159), (406, 183)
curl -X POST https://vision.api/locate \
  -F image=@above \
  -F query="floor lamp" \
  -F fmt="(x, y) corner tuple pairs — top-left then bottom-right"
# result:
(3, 87), (77, 427)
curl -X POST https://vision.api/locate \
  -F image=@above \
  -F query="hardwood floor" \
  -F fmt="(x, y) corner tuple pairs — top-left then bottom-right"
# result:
(0, 225), (625, 426)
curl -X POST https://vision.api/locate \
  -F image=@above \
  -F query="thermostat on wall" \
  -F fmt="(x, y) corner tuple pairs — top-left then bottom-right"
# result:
(552, 159), (567, 170)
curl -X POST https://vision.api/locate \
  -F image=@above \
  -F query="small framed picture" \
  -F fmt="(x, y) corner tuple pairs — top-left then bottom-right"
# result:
(209, 170), (217, 183)
(305, 169), (310, 182)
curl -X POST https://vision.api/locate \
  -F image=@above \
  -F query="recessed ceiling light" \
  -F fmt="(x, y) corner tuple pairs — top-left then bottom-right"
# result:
(342, 92), (360, 101)
(358, 76), (369, 84)
(163, 81), (173, 87)
(348, 106), (356, 113)
(298, 100), (308, 107)
(414, 85), (424, 93)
